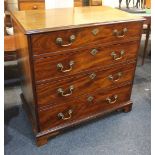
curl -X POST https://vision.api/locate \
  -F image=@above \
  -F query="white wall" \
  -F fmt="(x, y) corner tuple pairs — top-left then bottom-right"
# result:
(45, 0), (73, 9)
(103, 0), (135, 8)
(103, 0), (118, 8)
(45, 0), (134, 9)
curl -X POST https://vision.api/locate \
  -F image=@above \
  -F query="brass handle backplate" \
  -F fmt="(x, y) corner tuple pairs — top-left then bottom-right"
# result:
(90, 49), (98, 56)
(57, 61), (74, 73)
(113, 28), (128, 38)
(33, 5), (38, 9)
(111, 50), (125, 61)
(108, 72), (122, 82)
(57, 85), (74, 97)
(58, 109), (73, 120)
(56, 35), (76, 47)
(89, 73), (96, 80)
(106, 95), (118, 104)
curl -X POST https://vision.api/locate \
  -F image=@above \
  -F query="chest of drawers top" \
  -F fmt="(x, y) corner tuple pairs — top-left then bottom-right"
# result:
(12, 6), (144, 34)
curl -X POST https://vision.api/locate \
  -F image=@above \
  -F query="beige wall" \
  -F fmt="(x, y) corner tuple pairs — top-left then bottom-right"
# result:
(45, 0), (73, 9)
(6, 0), (18, 11)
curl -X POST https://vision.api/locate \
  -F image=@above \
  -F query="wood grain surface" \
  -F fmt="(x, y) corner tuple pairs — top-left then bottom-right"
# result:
(36, 62), (135, 107)
(19, 1), (45, 10)
(38, 84), (132, 131)
(13, 19), (39, 132)
(11, 6), (144, 34)
(31, 22), (142, 55)
(34, 41), (139, 82)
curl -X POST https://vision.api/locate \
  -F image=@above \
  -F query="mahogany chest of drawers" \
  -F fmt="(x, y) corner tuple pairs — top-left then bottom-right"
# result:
(11, 6), (144, 146)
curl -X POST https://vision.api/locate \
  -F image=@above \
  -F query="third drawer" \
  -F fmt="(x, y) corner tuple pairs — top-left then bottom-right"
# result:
(36, 62), (136, 107)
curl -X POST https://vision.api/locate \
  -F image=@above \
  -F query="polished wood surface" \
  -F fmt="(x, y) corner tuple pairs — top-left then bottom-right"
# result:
(11, 6), (144, 34)
(12, 6), (144, 146)
(36, 62), (135, 107)
(13, 19), (39, 132)
(34, 41), (139, 82)
(31, 22), (142, 55)
(19, 1), (45, 10)
(38, 84), (132, 131)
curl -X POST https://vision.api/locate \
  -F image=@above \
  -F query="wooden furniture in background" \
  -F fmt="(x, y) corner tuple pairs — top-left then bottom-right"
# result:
(4, 35), (16, 52)
(74, 0), (103, 7)
(4, 1), (16, 61)
(74, 0), (83, 7)
(11, 6), (144, 146)
(18, 0), (45, 10)
(89, 0), (102, 6)
(4, 35), (17, 61)
(142, 15), (151, 65)
(146, 0), (151, 8)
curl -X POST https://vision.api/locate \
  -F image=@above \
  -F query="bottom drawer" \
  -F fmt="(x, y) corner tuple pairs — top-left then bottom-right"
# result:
(38, 84), (132, 131)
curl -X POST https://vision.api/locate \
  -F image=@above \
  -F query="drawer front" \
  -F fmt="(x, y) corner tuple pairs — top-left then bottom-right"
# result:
(19, 2), (45, 10)
(74, 0), (82, 7)
(31, 22), (142, 55)
(34, 41), (139, 82)
(36, 63), (135, 107)
(38, 84), (132, 131)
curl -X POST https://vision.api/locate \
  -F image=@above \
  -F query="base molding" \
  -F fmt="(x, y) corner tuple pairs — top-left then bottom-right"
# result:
(36, 101), (133, 146)
(21, 93), (133, 147)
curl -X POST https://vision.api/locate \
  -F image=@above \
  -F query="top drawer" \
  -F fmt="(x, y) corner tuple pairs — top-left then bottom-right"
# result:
(31, 22), (142, 55)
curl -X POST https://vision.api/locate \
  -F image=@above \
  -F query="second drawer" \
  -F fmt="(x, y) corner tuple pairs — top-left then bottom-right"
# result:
(34, 41), (139, 82)
(36, 62), (136, 107)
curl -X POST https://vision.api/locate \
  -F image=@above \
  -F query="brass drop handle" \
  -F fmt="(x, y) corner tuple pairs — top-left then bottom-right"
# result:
(56, 35), (76, 47)
(58, 109), (73, 120)
(113, 28), (128, 38)
(57, 61), (74, 73)
(111, 50), (125, 61)
(106, 95), (118, 104)
(32, 5), (38, 9)
(57, 85), (74, 97)
(108, 72), (122, 82)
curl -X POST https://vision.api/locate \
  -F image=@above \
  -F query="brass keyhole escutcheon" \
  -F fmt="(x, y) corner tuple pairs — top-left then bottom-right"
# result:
(92, 28), (99, 36)
(87, 96), (94, 103)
